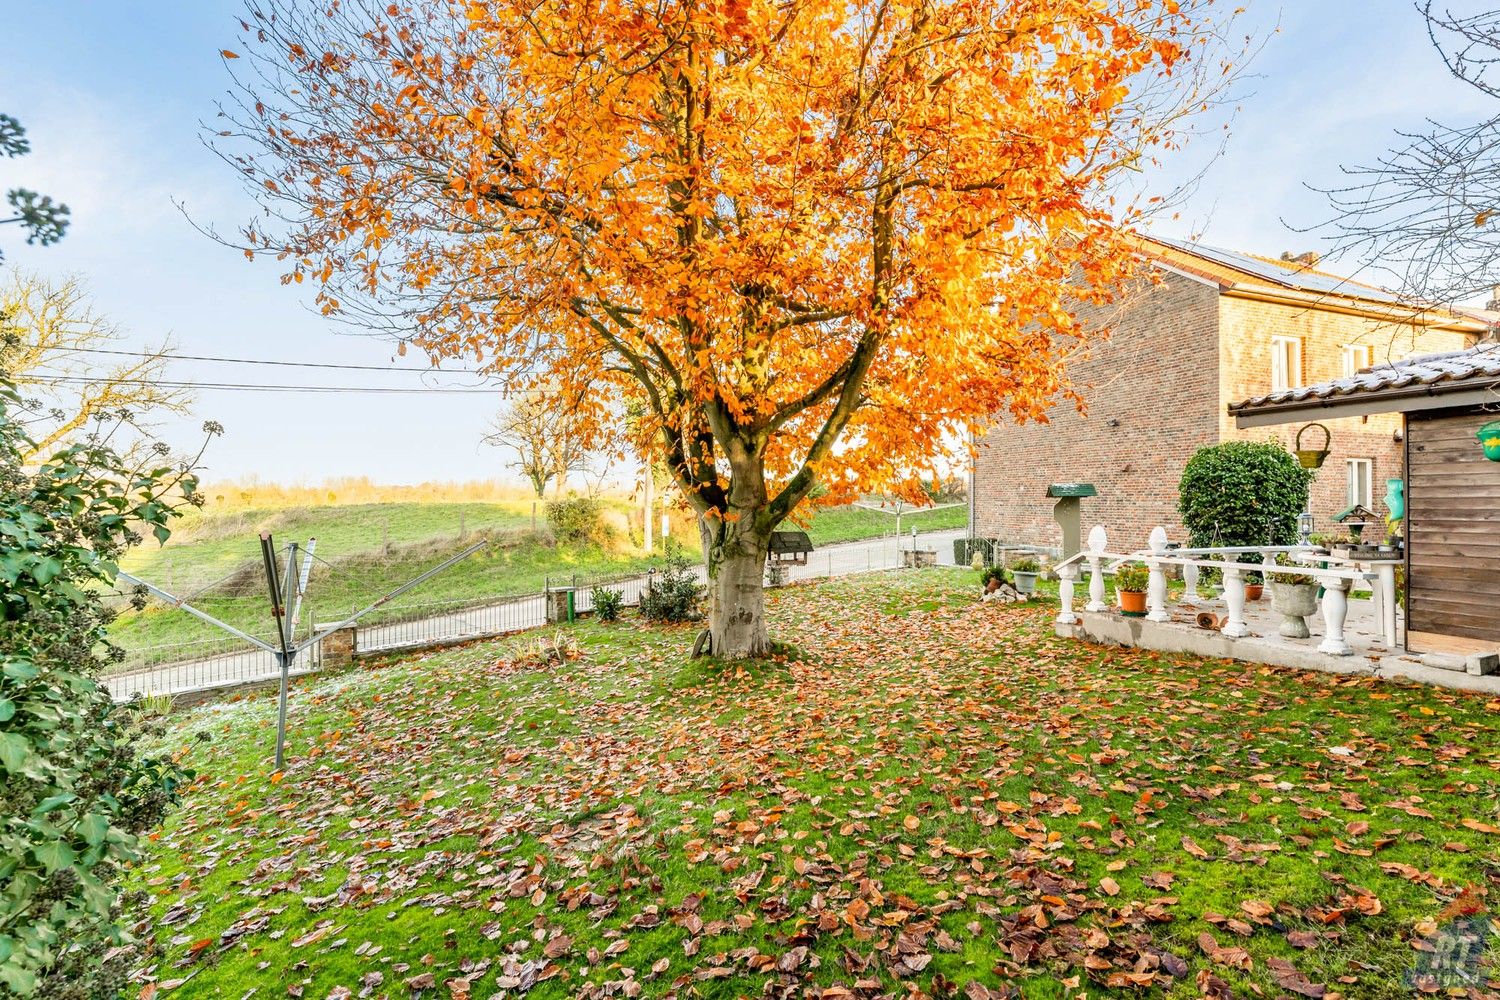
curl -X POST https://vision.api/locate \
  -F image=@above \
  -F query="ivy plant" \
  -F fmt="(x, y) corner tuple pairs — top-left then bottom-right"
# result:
(0, 373), (213, 995)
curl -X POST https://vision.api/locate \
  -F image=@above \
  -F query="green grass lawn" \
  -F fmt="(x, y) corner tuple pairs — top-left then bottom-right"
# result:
(127, 570), (1500, 997)
(109, 499), (965, 664)
(798, 502), (967, 545)
(107, 501), (669, 662)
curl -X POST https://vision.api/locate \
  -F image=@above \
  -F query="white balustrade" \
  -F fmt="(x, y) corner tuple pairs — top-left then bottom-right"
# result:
(1085, 525), (1108, 612)
(1318, 575), (1353, 655)
(1052, 525), (1399, 660)
(1374, 563), (1398, 647)
(1181, 561), (1201, 604)
(1056, 564), (1078, 625)
(1146, 526), (1170, 622)
(1221, 566), (1250, 638)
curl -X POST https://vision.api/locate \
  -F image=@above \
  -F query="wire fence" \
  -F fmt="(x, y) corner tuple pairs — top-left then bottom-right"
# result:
(107, 531), (959, 702)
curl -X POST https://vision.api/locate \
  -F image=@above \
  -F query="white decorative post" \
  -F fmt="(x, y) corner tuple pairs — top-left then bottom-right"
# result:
(1221, 565), (1250, 638)
(1146, 526), (1170, 622)
(1085, 526), (1108, 612)
(1318, 575), (1353, 655)
(1182, 561), (1201, 604)
(1056, 563), (1079, 625)
(1376, 563), (1398, 648)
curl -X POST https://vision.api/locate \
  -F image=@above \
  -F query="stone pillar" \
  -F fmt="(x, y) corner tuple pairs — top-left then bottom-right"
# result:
(546, 587), (576, 624)
(321, 625), (357, 668)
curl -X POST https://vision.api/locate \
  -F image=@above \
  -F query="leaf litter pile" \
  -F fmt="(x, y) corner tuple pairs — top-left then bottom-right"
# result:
(132, 569), (1500, 998)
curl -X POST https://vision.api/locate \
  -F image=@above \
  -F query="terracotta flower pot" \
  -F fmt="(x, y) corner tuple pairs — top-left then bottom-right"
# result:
(1119, 590), (1147, 614)
(1244, 584), (1263, 601)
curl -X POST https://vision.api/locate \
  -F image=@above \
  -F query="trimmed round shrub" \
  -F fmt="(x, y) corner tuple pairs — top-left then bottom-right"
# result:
(1177, 441), (1314, 550)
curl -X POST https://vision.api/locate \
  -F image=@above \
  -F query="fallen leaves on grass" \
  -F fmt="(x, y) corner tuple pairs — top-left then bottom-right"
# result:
(127, 574), (1500, 998)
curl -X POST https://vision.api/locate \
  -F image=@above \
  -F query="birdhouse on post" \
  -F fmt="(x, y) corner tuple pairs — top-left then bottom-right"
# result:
(1048, 483), (1097, 561)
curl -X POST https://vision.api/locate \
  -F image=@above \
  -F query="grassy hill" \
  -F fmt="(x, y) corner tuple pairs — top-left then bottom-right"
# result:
(794, 502), (966, 545)
(108, 497), (966, 666)
(108, 500), (672, 664)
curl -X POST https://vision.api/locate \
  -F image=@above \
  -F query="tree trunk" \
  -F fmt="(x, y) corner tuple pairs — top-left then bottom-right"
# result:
(706, 527), (770, 658)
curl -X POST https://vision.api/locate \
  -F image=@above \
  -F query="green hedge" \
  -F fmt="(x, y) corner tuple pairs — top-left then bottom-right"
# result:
(1177, 441), (1313, 550)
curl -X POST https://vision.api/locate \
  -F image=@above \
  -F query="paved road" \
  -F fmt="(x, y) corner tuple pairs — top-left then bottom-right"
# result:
(107, 530), (964, 700)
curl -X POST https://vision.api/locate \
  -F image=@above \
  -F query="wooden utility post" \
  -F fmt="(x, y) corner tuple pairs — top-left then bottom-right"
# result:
(643, 461), (654, 554)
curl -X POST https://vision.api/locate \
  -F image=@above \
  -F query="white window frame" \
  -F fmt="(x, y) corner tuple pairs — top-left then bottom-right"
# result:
(1271, 335), (1303, 393)
(1341, 343), (1372, 378)
(1346, 458), (1373, 510)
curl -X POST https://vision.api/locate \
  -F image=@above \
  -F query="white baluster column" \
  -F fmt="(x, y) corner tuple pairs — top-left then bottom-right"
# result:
(1377, 563), (1398, 648)
(1221, 565), (1250, 638)
(1085, 526), (1108, 612)
(1056, 563), (1078, 625)
(1146, 527), (1170, 622)
(1318, 575), (1353, 655)
(1182, 561), (1201, 605)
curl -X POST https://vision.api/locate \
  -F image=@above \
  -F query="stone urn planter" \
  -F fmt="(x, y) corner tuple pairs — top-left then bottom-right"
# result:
(1271, 581), (1319, 638)
(1011, 570), (1039, 596)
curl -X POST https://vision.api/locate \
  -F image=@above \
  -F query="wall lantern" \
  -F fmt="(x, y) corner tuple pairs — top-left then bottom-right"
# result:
(1478, 420), (1500, 462)
(1295, 422), (1331, 469)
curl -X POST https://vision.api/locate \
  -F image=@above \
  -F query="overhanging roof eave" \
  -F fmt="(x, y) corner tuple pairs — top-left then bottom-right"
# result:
(1230, 380), (1500, 429)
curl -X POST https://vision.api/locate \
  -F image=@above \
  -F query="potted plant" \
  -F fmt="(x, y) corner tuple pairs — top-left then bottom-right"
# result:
(1268, 553), (1319, 638)
(1010, 556), (1041, 596)
(980, 564), (1008, 597)
(1379, 519), (1403, 557)
(1244, 569), (1264, 602)
(1115, 564), (1149, 616)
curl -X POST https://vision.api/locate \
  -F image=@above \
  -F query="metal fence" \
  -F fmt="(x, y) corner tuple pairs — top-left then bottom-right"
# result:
(108, 531), (959, 701)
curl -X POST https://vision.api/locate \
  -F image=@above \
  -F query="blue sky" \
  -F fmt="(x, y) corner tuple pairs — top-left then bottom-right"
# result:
(0, 2), (1490, 484)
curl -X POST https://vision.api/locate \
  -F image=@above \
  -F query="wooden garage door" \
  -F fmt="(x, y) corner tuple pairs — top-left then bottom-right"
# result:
(1407, 407), (1500, 645)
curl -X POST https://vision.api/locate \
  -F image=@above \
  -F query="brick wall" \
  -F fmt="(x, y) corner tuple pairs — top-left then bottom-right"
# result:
(972, 271), (1478, 551)
(972, 270), (1221, 550)
(1215, 296), (1473, 531)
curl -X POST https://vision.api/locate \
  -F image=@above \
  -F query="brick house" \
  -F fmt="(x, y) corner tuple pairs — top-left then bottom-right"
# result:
(971, 236), (1492, 551)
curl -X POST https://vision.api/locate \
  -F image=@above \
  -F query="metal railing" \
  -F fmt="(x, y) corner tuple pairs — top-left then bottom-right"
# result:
(107, 529), (962, 700)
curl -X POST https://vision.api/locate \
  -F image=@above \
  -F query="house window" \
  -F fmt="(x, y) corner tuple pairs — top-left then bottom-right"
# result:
(1342, 343), (1372, 378)
(1346, 458), (1373, 509)
(1271, 336), (1303, 392)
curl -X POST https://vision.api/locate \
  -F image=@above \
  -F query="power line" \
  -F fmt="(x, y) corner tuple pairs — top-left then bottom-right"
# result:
(54, 345), (488, 375)
(26, 375), (516, 395)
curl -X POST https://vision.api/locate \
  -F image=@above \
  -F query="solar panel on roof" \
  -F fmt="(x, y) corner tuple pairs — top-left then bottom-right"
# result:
(1150, 236), (1408, 305)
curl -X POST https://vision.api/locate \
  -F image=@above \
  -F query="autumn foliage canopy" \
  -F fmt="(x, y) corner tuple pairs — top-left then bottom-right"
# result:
(219, 0), (1231, 654)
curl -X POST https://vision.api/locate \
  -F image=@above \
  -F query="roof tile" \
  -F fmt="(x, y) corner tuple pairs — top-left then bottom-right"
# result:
(1233, 342), (1500, 411)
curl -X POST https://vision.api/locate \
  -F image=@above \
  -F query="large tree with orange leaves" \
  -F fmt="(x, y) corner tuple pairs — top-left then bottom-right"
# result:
(215, 0), (1234, 656)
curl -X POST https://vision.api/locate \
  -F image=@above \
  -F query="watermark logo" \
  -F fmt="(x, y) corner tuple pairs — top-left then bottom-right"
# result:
(1409, 916), (1496, 992)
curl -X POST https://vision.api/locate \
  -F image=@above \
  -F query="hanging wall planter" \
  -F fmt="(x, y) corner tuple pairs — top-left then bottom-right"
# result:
(1295, 422), (1331, 469)
(1478, 420), (1500, 462)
